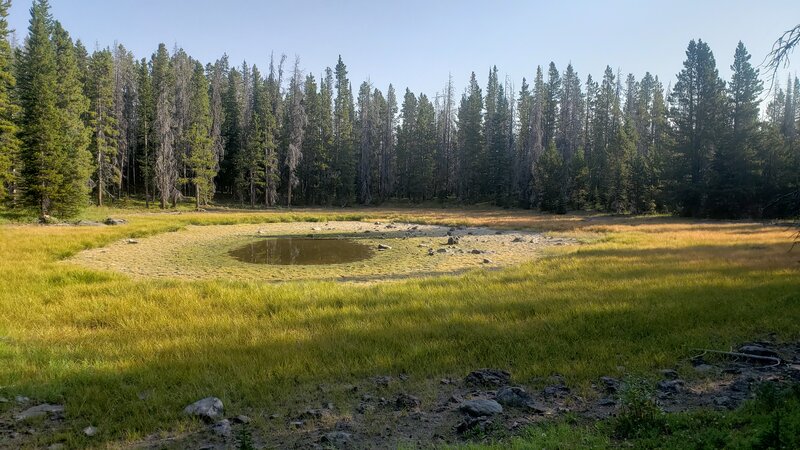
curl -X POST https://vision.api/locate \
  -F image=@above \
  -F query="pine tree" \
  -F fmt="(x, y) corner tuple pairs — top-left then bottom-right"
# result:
(356, 80), (373, 204)
(284, 57), (306, 207)
(396, 88), (417, 199)
(87, 48), (118, 206)
(379, 84), (396, 202)
(708, 42), (762, 217)
(135, 57), (154, 207)
(456, 72), (483, 202)
(151, 43), (178, 208)
(536, 141), (566, 213)
(331, 56), (354, 205)
(0, 0), (19, 205)
(670, 39), (727, 216)
(409, 93), (436, 201)
(112, 44), (137, 196)
(186, 61), (216, 208)
(528, 67), (545, 206)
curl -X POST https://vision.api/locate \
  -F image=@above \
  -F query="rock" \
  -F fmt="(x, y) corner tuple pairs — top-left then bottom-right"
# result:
(694, 364), (715, 373)
(482, 258), (493, 264)
(600, 376), (620, 393)
(738, 344), (779, 359)
(183, 397), (224, 421)
(512, 237), (524, 243)
(210, 419), (232, 438)
(321, 431), (353, 447)
(104, 218), (127, 225)
(657, 379), (684, 394)
(15, 395), (30, 404)
(289, 420), (304, 429)
(660, 369), (679, 380)
(428, 249), (435, 256)
(395, 393), (421, 410)
(495, 231), (503, 235)
(0, 396), (7, 403)
(598, 398), (617, 406)
(47, 444), (65, 450)
(232, 415), (251, 424)
(373, 375), (393, 387)
(83, 426), (98, 437)
(76, 220), (103, 226)
(15, 404), (64, 421)
(459, 399), (503, 417)
(377, 244), (392, 250)
(470, 249), (483, 254)
(436, 248), (448, 253)
(456, 417), (493, 434)
(447, 236), (460, 245)
(125, 238), (139, 244)
(495, 386), (532, 407)
(465, 368), (511, 387)
(713, 396), (733, 409)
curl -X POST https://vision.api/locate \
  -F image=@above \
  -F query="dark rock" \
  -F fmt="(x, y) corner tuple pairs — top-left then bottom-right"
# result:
(495, 386), (532, 407)
(600, 376), (620, 393)
(373, 375), (393, 387)
(104, 218), (127, 225)
(456, 417), (493, 434)
(459, 399), (503, 417)
(232, 415), (251, 424)
(713, 396), (734, 409)
(210, 419), (231, 438)
(183, 397), (224, 421)
(660, 369), (679, 380)
(465, 368), (511, 387)
(436, 248), (448, 254)
(512, 237), (524, 243)
(738, 345), (779, 359)
(447, 236), (460, 245)
(15, 404), (64, 421)
(395, 393), (421, 410)
(482, 258), (493, 264)
(694, 364), (715, 373)
(76, 220), (104, 226)
(657, 379), (685, 394)
(321, 431), (353, 447)
(598, 398), (616, 406)
(470, 249), (483, 254)
(377, 244), (392, 250)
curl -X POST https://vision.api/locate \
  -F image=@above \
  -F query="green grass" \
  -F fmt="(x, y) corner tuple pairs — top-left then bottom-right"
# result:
(0, 207), (798, 447)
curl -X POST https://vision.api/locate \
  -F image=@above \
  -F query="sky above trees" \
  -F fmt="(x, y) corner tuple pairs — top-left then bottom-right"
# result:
(7, 0), (799, 96)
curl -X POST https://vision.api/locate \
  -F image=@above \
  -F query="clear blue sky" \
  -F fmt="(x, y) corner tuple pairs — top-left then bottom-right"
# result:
(7, 0), (800, 97)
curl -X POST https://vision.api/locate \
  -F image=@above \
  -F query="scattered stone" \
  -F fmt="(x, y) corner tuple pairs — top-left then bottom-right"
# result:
(377, 244), (392, 250)
(738, 344), (779, 359)
(47, 444), (65, 450)
(15, 404), (64, 421)
(470, 249), (483, 254)
(395, 393), (421, 410)
(76, 220), (104, 226)
(660, 369), (680, 380)
(232, 415), (251, 424)
(459, 399), (503, 417)
(512, 237), (524, 243)
(125, 238), (139, 244)
(456, 417), (493, 434)
(713, 396), (733, 409)
(321, 431), (353, 447)
(600, 376), (620, 393)
(183, 397), (224, 421)
(447, 236), (460, 245)
(428, 249), (435, 256)
(495, 386), (532, 407)
(104, 218), (127, 225)
(465, 368), (510, 387)
(289, 421), (304, 429)
(482, 258), (493, 264)
(694, 364), (715, 373)
(598, 398), (617, 406)
(657, 379), (685, 394)
(82, 426), (98, 437)
(495, 231), (503, 235)
(373, 375), (393, 387)
(210, 419), (232, 438)
(15, 395), (30, 404)
(436, 248), (448, 254)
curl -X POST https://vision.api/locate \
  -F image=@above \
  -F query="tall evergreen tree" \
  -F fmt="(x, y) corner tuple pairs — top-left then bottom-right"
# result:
(186, 61), (216, 208)
(456, 72), (483, 202)
(670, 39), (727, 216)
(0, 0), (19, 205)
(87, 48), (118, 206)
(151, 43), (178, 208)
(284, 57), (306, 207)
(331, 56), (354, 205)
(135, 57), (154, 206)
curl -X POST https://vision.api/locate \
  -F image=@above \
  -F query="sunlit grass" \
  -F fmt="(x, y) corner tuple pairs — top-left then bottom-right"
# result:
(0, 207), (798, 447)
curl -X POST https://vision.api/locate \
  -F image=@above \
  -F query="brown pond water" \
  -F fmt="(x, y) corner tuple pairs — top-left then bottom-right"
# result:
(229, 238), (374, 265)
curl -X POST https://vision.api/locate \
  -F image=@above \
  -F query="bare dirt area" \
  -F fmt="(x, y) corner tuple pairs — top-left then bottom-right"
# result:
(67, 221), (576, 283)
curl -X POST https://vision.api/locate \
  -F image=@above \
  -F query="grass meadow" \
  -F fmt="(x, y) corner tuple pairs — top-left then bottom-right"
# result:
(0, 207), (798, 447)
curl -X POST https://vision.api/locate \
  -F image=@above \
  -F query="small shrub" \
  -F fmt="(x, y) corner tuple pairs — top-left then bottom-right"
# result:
(612, 376), (666, 439)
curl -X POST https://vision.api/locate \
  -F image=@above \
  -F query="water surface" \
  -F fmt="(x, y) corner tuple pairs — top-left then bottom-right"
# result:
(230, 238), (373, 265)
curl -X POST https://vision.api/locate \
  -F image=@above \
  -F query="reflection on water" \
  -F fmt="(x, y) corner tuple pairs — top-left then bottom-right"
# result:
(229, 238), (374, 265)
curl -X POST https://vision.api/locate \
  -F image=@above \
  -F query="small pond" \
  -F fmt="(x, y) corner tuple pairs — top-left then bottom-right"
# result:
(229, 238), (374, 265)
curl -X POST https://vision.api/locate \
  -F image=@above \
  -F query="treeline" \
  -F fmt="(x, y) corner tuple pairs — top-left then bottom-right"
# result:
(0, 0), (798, 219)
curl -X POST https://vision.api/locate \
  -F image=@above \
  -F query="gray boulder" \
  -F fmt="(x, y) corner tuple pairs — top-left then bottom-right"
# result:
(459, 399), (503, 417)
(15, 404), (64, 421)
(183, 397), (224, 421)
(495, 386), (532, 407)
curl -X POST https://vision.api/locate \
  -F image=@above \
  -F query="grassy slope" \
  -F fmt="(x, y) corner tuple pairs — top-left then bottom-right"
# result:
(0, 207), (798, 447)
